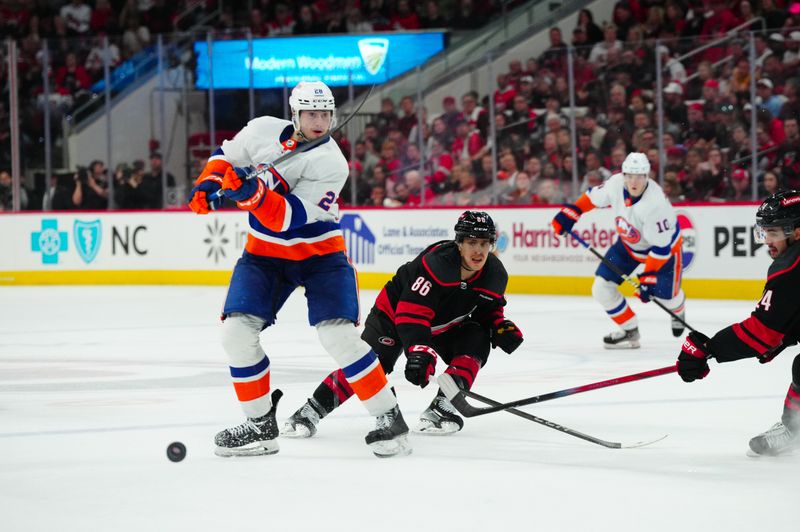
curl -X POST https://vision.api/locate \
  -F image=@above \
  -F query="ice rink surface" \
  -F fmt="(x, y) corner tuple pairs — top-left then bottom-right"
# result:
(0, 286), (796, 531)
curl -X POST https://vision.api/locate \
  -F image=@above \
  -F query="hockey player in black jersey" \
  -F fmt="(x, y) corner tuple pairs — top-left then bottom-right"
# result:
(283, 211), (524, 436)
(677, 190), (800, 456)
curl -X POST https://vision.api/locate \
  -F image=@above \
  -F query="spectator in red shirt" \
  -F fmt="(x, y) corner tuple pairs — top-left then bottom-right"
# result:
(403, 170), (435, 206)
(55, 51), (90, 102)
(451, 119), (486, 163)
(390, 0), (421, 30)
(493, 73), (517, 112)
(378, 139), (402, 181)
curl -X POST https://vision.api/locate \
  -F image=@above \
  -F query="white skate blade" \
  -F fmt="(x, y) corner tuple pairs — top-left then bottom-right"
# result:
(414, 418), (460, 435)
(603, 340), (640, 350)
(280, 422), (313, 438)
(746, 446), (798, 458)
(369, 433), (412, 458)
(215, 440), (279, 457)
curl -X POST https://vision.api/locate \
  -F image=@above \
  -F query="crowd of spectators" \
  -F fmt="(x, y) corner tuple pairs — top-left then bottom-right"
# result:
(30, 151), (175, 210)
(338, 0), (800, 208)
(2, 0), (799, 212)
(0, 0), (514, 210)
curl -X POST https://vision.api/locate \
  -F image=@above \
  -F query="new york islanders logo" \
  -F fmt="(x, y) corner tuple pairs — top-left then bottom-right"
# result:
(615, 216), (641, 244)
(676, 211), (696, 271)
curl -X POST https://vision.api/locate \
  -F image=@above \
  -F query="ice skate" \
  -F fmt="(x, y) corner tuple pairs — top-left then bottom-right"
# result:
(281, 398), (325, 438)
(747, 422), (800, 457)
(671, 311), (686, 337)
(215, 390), (282, 457)
(415, 391), (464, 435)
(603, 327), (640, 349)
(365, 404), (412, 458)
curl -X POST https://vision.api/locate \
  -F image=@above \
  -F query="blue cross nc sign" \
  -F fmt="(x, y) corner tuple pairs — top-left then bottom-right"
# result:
(31, 219), (68, 264)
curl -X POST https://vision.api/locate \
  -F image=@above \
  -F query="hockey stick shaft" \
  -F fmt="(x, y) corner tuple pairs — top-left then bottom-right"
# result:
(438, 364), (677, 417)
(568, 230), (696, 333)
(209, 83), (375, 203)
(466, 388), (624, 448)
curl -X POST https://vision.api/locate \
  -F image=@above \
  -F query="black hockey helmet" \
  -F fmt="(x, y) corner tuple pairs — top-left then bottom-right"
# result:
(754, 189), (800, 242)
(454, 211), (496, 244)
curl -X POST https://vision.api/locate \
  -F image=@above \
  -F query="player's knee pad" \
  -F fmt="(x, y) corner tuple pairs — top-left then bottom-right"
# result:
(793, 354), (800, 386)
(592, 276), (623, 308)
(451, 321), (491, 365)
(221, 313), (266, 364)
(316, 318), (371, 367)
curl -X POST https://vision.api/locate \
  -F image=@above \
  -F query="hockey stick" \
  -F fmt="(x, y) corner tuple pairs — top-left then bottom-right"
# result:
(462, 386), (667, 449)
(438, 364), (677, 417)
(568, 230), (696, 333)
(208, 83), (376, 205)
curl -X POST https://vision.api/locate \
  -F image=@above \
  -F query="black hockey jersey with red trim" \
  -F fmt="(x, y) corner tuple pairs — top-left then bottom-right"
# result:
(372, 240), (509, 350)
(710, 242), (800, 362)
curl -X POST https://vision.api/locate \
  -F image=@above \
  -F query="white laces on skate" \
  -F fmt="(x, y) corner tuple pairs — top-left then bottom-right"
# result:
(229, 420), (262, 438)
(435, 396), (459, 416)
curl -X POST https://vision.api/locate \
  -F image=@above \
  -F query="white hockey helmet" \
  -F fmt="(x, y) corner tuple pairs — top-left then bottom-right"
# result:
(621, 152), (650, 175)
(289, 81), (337, 133)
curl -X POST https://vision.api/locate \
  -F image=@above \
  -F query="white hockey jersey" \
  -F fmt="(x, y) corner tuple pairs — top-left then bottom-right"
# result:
(586, 173), (682, 270)
(199, 116), (349, 261)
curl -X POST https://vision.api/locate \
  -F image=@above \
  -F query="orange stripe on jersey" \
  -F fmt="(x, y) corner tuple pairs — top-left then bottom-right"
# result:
(348, 365), (389, 401)
(612, 305), (636, 325)
(644, 235), (683, 272)
(248, 189), (287, 231)
(245, 234), (347, 261)
(196, 159), (232, 184)
(575, 193), (596, 213)
(232, 372), (270, 402)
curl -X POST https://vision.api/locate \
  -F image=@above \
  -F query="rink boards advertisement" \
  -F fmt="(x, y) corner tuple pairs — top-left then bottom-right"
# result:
(0, 204), (771, 298)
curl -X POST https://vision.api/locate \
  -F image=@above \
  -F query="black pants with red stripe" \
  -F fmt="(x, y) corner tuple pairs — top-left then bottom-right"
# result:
(310, 310), (491, 416)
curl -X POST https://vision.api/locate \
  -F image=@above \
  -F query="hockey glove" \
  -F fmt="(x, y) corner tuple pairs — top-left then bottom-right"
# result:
(492, 319), (524, 354)
(636, 271), (658, 303)
(551, 204), (582, 236)
(188, 179), (223, 214)
(404, 345), (438, 388)
(222, 166), (266, 207)
(677, 331), (712, 383)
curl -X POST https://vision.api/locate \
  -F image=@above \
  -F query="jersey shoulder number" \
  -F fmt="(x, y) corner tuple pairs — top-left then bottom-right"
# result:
(756, 289), (773, 312)
(411, 276), (432, 296)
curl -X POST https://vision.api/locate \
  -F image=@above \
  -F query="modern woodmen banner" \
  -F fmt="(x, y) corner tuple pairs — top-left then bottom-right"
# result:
(0, 204), (771, 299)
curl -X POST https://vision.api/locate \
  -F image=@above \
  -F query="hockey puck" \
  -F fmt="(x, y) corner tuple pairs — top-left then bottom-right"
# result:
(167, 441), (186, 462)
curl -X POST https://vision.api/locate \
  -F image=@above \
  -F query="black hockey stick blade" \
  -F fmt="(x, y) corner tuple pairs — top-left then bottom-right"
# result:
(463, 385), (668, 449)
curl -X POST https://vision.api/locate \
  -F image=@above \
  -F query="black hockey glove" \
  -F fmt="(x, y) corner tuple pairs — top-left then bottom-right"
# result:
(677, 331), (712, 382)
(404, 345), (438, 388)
(492, 320), (524, 354)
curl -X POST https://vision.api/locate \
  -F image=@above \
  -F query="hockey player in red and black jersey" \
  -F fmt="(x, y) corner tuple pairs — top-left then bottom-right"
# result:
(677, 190), (800, 456)
(282, 211), (524, 436)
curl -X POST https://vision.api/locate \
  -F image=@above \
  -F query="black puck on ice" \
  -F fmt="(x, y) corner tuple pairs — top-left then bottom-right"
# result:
(167, 441), (186, 462)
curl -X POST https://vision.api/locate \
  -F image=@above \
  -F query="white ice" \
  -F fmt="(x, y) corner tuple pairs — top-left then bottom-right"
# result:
(0, 286), (796, 532)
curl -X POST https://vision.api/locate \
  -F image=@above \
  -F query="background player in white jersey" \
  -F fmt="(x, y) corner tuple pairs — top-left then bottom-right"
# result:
(188, 81), (410, 458)
(551, 152), (686, 349)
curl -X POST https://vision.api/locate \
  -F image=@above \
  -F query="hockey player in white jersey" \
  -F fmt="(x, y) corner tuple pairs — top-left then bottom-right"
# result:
(551, 152), (686, 348)
(188, 81), (411, 458)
